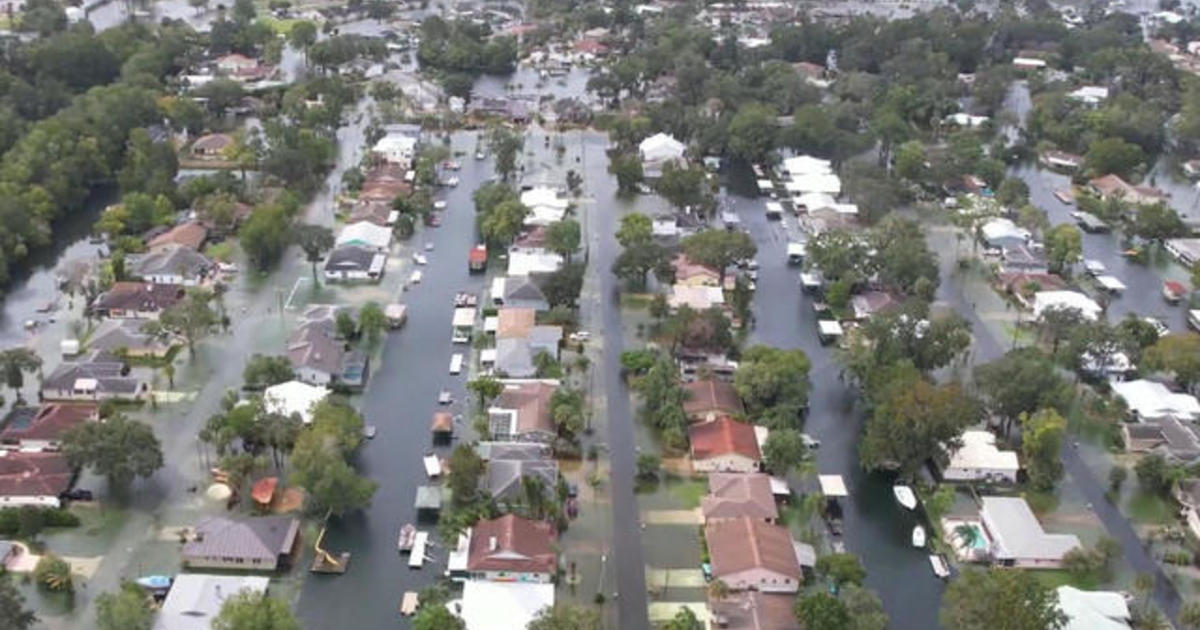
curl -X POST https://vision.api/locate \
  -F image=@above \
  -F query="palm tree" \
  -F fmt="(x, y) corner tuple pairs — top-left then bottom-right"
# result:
(521, 475), (549, 521)
(953, 523), (980, 550)
(707, 579), (730, 600)
(0, 348), (42, 404)
(1180, 600), (1200, 630)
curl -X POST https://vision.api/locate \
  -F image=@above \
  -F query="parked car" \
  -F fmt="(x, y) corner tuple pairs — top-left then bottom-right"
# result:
(61, 489), (94, 502)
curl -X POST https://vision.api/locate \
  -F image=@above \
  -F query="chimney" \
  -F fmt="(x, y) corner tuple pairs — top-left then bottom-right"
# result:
(488, 536), (497, 552)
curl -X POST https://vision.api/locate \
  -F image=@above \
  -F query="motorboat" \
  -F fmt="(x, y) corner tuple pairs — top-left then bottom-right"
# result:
(397, 523), (417, 552)
(438, 390), (453, 404)
(893, 485), (917, 510)
(413, 253), (427, 265)
(135, 575), (173, 591)
(912, 525), (926, 548)
(424, 242), (434, 251)
(929, 554), (950, 578)
(475, 150), (485, 160)
(363, 425), (377, 439)
(434, 200), (447, 210)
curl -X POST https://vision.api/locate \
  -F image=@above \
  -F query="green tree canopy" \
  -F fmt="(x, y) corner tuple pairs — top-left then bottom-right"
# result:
(212, 591), (300, 630)
(733, 345), (811, 428)
(940, 568), (1067, 630)
(1022, 409), (1066, 492)
(681, 229), (756, 283)
(62, 414), (163, 489)
(96, 582), (153, 630)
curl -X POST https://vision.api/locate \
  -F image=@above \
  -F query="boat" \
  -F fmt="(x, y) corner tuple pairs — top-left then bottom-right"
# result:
(409, 531), (429, 568)
(893, 485), (917, 510)
(1083, 259), (1106, 276)
(135, 575), (173, 591)
(364, 425), (377, 439)
(413, 253), (427, 265)
(912, 525), (926, 548)
(397, 523), (417, 552)
(1053, 189), (1075, 205)
(1164, 280), (1186, 304)
(400, 591), (420, 616)
(424, 242), (434, 251)
(409, 270), (422, 285)
(438, 390), (453, 405)
(929, 554), (950, 579)
(475, 150), (485, 160)
(449, 353), (463, 374)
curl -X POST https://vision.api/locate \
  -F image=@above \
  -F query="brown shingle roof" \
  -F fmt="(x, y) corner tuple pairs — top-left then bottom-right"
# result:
(682, 379), (744, 420)
(0, 452), (73, 499)
(705, 517), (801, 582)
(497, 308), (536, 339)
(494, 381), (557, 436)
(689, 417), (760, 462)
(709, 592), (801, 630)
(91, 282), (185, 315)
(702, 473), (777, 522)
(467, 514), (557, 574)
(148, 222), (208, 251)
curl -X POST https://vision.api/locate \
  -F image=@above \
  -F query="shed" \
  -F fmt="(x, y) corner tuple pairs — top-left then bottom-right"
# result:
(818, 475), (848, 497)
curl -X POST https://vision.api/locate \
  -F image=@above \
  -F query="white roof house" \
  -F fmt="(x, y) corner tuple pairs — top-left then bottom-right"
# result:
(943, 430), (1020, 483)
(1032, 291), (1102, 321)
(980, 496), (1081, 568)
(520, 187), (570, 226)
(1067, 86), (1109, 105)
(262, 380), (330, 425)
(945, 113), (990, 128)
(507, 250), (563, 276)
(451, 581), (555, 630)
(794, 192), (837, 212)
(668, 285), (725, 310)
(153, 574), (270, 630)
(1112, 380), (1200, 421)
(372, 133), (418, 166)
(1056, 586), (1131, 630)
(638, 133), (686, 163)
(781, 155), (832, 177)
(785, 173), (842, 196)
(980, 218), (1031, 248)
(336, 221), (392, 252)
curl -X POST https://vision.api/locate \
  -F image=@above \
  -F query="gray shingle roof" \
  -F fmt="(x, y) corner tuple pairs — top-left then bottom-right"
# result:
(183, 516), (299, 565)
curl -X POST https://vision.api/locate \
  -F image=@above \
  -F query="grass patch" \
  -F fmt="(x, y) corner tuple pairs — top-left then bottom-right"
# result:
(205, 239), (236, 263)
(1125, 491), (1176, 526)
(258, 15), (303, 35)
(620, 293), (655, 309)
(1023, 488), (1059, 515)
(120, 344), (182, 369)
(667, 479), (706, 509)
(1032, 569), (1102, 591)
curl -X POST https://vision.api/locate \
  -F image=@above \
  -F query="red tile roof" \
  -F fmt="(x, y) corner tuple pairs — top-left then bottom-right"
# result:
(0, 403), (97, 444)
(705, 517), (802, 582)
(467, 514), (557, 574)
(689, 417), (760, 462)
(682, 379), (744, 420)
(672, 254), (721, 284)
(148, 222), (208, 251)
(0, 452), (73, 499)
(702, 473), (778, 521)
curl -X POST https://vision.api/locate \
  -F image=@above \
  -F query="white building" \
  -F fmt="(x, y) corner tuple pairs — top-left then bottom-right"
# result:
(1056, 586), (1131, 630)
(638, 133), (686, 177)
(519, 187), (570, 226)
(942, 430), (1019, 484)
(451, 581), (554, 630)
(153, 574), (270, 630)
(262, 380), (330, 425)
(1067, 86), (1109, 106)
(945, 113), (990, 128)
(1032, 291), (1102, 321)
(1112, 379), (1200, 422)
(371, 133), (418, 167)
(780, 155), (832, 177)
(507, 250), (563, 276)
(980, 496), (1081, 568)
(335, 221), (392, 252)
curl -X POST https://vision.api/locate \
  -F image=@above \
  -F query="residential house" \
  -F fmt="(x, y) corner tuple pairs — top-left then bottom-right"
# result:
(520, 187), (570, 227)
(453, 581), (555, 630)
(492, 277), (550, 311)
(513, 226), (547, 250)
(1000, 244), (1049, 274)
(1121, 417), (1200, 462)
(0, 451), (73, 508)
(850, 290), (898, 321)
(682, 379), (744, 423)
(944, 112), (990, 128)
(708, 592), (801, 630)
(495, 338), (536, 378)
(996, 272), (1066, 305)
(190, 133), (233, 159)
(1067, 86), (1110, 106)
(638, 132), (686, 178)
(0, 403), (97, 451)
(507, 249), (563, 277)
(980, 496), (1081, 568)
(486, 456), (559, 506)
(668, 285), (725, 311)
(496, 308), (536, 339)
(347, 200), (398, 227)
(1056, 586), (1131, 630)
(335, 221), (392, 252)
(705, 517), (802, 593)
(324, 245), (387, 283)
(127, 244), (213, 286)
(182, 515), (300, 571)
(488, 380), (559, 442)
(1032, 291), (1102, 321)
(980, 218), (1031, 250)
(88, 319), (174, 358)
(148, 221), (208, 251)
(941, 430), (1020, 484)
(1089, 174), (1167, 206)
(1184, 159), (1200, 179)
(466, 514), (557, 582)
(672, 254), (721, 287)
(1166, 238), (1200, 267)
(1040, 150), (1084, 171)
(90, 282), (185, 320)
(153, 574), (270, 630)
(689, 417), (761, 473)
(286, 320), (345, 386)
(262, 380), (330, 425)
(371, 133), (418, 168)
(215, 53), (273, 81)
(42, 351), (145, 402)
(702, 473), (778, 523)
(1112, 379), (1200, 421)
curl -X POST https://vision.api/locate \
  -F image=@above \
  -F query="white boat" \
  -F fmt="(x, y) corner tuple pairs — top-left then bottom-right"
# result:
(475, 150), (485, 160)
(1083, 259), (1106, 276)
(893, 485), (917, 510)
(438, 390), (453, 404)
(423, 455), (441, 478)
(409, 270), (423, 284)
(424, 242), (434, 251)
(929, 554), (950, 578)
(413, 253), (427, 265)
(434, 200), (447, 210)
(912, 525), (926, 548)
(409, 531), (429, 568)
(449, 353), (463, 374)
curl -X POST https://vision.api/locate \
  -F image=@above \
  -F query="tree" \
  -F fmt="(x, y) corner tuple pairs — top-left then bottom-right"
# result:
(293, 224), (335, 282)
(996, 178), (1031, 208)
(550, 388), (586, 438)
(860, 371), (980, 477)
(1044, 223), (1082, 273)
(240, 205), (292, 271)
(288, 21), (318, 64)
(479, 199), (529, 247)
(545, 219), (581, 262)
(0, 571), (35, 630)
(727, 103), (777, 163)
(616, 213), (652, 247)
(815, 552), (867, 587)
(794, 592), (850, 630)
(489, 126), (524, 181)
(635, 453), (661, 482)
(527, 604), (602, 630)
(413, 605), (465, 630)
(541, 263), (585, 308)
(612, 242), (672, 288)
(358, 302), (387, 345)
(656, 162), (710, 212)
(289, 434), (376, 517)
(243, 354), (294, 390)
(212, 591), (299, 630)
(34, 554), (72, 592)
(446, 443), (484, 505)
(1022, 409), (1066, 492)
(894, 140), (927, 181)
(467, 375), (503, 412)
(1085, 137), (1145, 179)
(734, 345), (811, 427)
(1135, 453), (1173, 495)
(940, 568), (1067, 630)
(663, 607), (703, 630)
(62, 414), (163, 490)
(336, 311), (357, 340)
(974, 349), (1070, 437)
(96, 582), (153, 630)
(0, 348), (41, 403)
(161, 288), (219, 357)
(1132, 203), (1186, 241)
(308, 398), (365, 455)
(762, 429), (808, 474)
(1109, 465), (1128, 493)
(841, 584), (890, 630)
(1143, 333), (1200, 392)
(682, 230), (756, 284)
(609, 153), (644, 194)
(1180, 600), (1200, 630)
